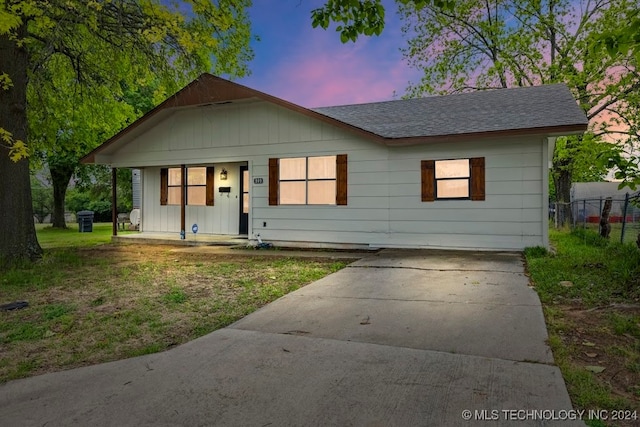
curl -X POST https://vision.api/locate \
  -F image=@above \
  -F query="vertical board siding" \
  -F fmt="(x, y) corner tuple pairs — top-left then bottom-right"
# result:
(118, 102), (546, 250)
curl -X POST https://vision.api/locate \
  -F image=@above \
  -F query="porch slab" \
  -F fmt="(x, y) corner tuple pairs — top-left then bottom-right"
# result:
(112, 232), (248, 247)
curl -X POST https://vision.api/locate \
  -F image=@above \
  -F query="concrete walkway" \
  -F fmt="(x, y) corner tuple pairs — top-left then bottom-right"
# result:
(0, 249), (581, 426)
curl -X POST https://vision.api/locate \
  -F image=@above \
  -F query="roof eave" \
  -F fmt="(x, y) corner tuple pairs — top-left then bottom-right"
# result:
(381, 123), (588, 146)
(80, 74), (386, 165)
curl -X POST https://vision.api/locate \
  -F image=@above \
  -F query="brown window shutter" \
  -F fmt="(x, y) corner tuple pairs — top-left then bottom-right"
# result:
(470, 157), (485, 201)
(206, 166), (215, 206)
(421, 160), (435, 202)
(268, 158), (279, 206)
(336, 154), (348, 205)
(160, 168), (168, 205)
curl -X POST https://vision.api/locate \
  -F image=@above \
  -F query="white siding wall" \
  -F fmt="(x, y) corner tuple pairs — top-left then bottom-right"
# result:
(382, 139), (546, 249)
(141, 163), (241, 235)
(107, 100), (547, 250)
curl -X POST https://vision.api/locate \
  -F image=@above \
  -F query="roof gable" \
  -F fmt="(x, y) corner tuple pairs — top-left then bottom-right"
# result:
(82, 75), (588, 164)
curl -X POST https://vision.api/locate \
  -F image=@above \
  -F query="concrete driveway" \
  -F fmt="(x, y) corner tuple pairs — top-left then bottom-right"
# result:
(0, 249), (581, 426)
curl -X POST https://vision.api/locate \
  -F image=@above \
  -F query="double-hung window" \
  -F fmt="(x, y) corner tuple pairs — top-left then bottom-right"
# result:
(279, 156), (336, 205)
(421, 157), (485, 201)
(161, 166), (215, 206)
(269, 155), (348, 206)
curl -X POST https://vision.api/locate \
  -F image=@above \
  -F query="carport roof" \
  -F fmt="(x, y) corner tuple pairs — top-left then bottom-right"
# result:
(82, 74), (587, 164)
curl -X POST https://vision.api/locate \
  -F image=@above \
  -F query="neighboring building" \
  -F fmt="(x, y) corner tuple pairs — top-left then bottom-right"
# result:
(571, 182), (639, 223)
(82, 74), (587, 250)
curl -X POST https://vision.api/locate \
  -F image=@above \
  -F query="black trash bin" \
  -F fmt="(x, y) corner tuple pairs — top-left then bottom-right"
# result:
(77, 210), (94, 233)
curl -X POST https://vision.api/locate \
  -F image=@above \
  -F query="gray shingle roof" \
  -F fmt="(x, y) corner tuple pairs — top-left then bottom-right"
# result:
(313, 84), (587, 139)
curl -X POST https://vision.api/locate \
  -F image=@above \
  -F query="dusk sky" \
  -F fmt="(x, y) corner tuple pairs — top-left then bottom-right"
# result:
(237, 0), (422, 108)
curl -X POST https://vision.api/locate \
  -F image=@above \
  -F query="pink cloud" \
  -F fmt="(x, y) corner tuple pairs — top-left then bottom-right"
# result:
(240, 1), (421, 108)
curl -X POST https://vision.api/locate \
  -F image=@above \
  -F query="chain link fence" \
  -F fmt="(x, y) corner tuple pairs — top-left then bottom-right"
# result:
(566, 192), (640, 244)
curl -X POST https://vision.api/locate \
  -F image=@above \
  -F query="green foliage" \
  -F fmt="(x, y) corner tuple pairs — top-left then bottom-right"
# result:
(68, 166), (134, 221)
(30, 174), (53, 223)
(554, 134), (615, 183)
(608, 149), (640, 191)
(591, 9), (640, 62)
(312, 0), (452, 43)
(65, 189), (110, 222)
(525, 229), (640, 306)
(2, 0), (253, 156)
(0, 0), (253, 261)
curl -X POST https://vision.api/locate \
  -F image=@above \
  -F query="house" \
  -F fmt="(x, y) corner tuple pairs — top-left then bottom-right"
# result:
(81, 74), (587, 250)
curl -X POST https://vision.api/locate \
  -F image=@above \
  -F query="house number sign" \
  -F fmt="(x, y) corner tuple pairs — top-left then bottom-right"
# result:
(253, 178), (264, 184)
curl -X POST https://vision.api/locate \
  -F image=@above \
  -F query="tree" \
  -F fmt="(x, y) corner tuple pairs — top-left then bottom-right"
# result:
(28, 55), (138, 229)
(0, 0), (253, 264)
(313, 0), (640, 226)
(551, 133), (615, 199)
(30, 174), (53, 224)
(70, 166), (135, 222)
(594, 9), (640, 193)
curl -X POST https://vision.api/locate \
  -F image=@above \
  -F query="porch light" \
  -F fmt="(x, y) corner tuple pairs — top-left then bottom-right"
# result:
(220, 169), (227, 180)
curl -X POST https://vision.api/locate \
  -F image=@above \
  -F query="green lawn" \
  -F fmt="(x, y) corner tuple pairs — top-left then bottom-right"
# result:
(525, 229), (640, 425)
(35, 222), (137, 249)
(0, 226), (351, 383)
(574, 222), (640, 246)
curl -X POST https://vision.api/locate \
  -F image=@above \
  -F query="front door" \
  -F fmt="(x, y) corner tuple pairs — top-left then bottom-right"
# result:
(239, 166), (249, 235)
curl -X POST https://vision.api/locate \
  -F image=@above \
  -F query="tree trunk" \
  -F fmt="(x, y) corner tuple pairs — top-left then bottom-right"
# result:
(554, 161), (573, 228)
(0, 27), (43, 265)
(49, 162), (76, 228)
(599, 197), (612, 238)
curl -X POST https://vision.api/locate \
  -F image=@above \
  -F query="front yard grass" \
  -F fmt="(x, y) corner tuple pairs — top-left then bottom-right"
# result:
(0, 228), (350, 383)
(525, 229), (640, 427)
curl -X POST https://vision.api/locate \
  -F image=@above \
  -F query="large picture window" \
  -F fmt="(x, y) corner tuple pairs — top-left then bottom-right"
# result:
(269, 155), (348, 206)
(160, 166), (215, 206)
(421, 157), (485, 202)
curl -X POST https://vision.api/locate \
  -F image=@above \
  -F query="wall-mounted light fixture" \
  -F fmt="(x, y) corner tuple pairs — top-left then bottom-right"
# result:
(219, 168), (228, 181)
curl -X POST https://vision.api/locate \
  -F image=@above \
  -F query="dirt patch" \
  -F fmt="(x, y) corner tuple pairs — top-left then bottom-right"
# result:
(554, 303), (640, 420)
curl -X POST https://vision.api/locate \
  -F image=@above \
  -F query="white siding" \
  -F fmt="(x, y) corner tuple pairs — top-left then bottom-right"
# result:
(141, 163), (242, 235)
(108, 101), (548, 250)
(381, 139), (546, 249)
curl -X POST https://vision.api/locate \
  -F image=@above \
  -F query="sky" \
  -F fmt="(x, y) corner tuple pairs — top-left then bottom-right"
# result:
(236, 0), (422, 108)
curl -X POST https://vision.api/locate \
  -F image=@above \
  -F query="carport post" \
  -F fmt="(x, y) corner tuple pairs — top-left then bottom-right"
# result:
(180, 165), (186, 239)
(112, 167), (117, 236)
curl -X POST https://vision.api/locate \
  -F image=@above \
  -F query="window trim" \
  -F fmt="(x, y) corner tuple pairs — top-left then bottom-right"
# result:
(160, 166), (215, 206)
(421, 157), (485, 202)
(269, 154), (347, 206)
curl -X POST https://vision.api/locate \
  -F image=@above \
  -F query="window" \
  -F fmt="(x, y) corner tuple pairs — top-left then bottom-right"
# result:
(269, 155), (348, 206)
(160, 166), (215, 206)
(421, 157), (485, 202)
